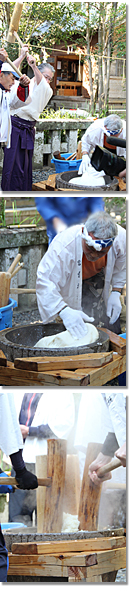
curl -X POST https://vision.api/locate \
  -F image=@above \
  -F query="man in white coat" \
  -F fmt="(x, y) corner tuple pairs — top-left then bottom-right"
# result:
(36, 210), (126, 336)
(1, 52), (54, 191)
(79, 114), (126, 175)
(0, 47), (30, 149)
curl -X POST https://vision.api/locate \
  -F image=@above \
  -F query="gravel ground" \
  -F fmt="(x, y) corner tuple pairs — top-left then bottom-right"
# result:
(115, 568), (126, 583)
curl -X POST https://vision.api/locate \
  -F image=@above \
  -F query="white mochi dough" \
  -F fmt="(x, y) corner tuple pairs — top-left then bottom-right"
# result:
(61, 512), (80, 533)
(69, 171), (105, 187)
(69, 163), (105, 187)
(34, 323), (99, 349)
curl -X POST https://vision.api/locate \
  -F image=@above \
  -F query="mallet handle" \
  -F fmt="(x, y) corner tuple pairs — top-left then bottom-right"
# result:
(0, 476), (52, 487)
(6, 56), (22, 77)
(14, 31), (29, 58)
(8, 253), (22, 275)
(97, 458), (122, 478)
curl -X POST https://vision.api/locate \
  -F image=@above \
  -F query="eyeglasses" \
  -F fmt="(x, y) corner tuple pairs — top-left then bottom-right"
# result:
(43, 74), (53, 82)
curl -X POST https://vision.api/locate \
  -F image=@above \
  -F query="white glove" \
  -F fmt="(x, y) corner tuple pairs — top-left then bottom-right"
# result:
(106, 291), (122, 324)
(59, 306), (94, 339)
(78, 154), (90, 175)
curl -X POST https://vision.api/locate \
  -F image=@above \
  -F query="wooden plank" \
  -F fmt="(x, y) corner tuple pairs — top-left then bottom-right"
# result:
(45, 174), (56, 190)
(8, 548), (126, 579)
(9, 551), (97, 567)
(14, 351), (113, 372)
(75, 353), (126, 386)
(78, 443), (103, 531)
(0, 350), (7, 367)
(11, 536), (126, 555)
(8, 564), (68, 577)
(67, 566), (86, 581)
(36, 455), (47, 533)
(32, 181), (46, 191)
(99, 327), (126, 356)
(0, 365), (89, 386)
(0, 354), (126, 387)
(43, 439), (67, 533)
(63, 454), (80, 515)
(86, 547), (126, 578)
(88, 353), (126, 386)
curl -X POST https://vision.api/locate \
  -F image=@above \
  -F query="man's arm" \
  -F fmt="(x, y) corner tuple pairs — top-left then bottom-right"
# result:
(26, 54), (43, 85)
(13, 45), (29, 69)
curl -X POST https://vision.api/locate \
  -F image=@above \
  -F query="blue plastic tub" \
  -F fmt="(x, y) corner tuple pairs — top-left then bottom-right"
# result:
(118, 333), (126, 386)
(1, 522), (27, 531)
(51, 153), (82, 173)
(0, 298), (17, 331)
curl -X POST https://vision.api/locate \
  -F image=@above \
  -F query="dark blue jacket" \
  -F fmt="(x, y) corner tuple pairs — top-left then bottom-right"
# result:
(35, 197), (104, 243)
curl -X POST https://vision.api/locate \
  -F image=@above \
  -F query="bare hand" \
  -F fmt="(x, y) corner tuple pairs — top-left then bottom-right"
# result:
(115, 442), (126, 467)
(0, 47), (8, 62)
(88, 452), (112, 486)
(119, 168), (126, 179)
(20, 45), (29, 59)
(19, 74), (30, 86)
(53, 217), (67, 234)
(27, 54), (36, 68)
(20, 424), (29, 438)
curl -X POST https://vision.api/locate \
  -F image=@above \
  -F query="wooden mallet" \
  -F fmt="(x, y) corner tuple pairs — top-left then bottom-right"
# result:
(78, 442), (122, 531)
(7, 1), (29, 60)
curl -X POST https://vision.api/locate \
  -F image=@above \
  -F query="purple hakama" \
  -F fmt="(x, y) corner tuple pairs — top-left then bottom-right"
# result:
(2, 116), (36, 191)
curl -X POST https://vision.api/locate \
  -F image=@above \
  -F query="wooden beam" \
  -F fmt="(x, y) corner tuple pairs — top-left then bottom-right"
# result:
(98, 328), (126, 356)
(86, 547), (126, 578)
(14, 351), (113, 372)
(75, 353), (126, 386)
(11, 537), (126, 555)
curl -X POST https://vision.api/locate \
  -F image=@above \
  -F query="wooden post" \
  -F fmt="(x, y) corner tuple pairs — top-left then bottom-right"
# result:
(63, 454), (81, 515)
(78, 442), (102, 531)
(36, 455), (47, 533)
(43, 438), (67, 533)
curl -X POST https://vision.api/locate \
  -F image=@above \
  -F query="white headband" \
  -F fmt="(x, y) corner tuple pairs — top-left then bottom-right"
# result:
(83, 227), (102, 251)
(83, 227), (115, 251)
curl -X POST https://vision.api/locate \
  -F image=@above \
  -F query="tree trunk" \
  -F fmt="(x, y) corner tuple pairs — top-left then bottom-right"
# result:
(85, 3), (94, 113)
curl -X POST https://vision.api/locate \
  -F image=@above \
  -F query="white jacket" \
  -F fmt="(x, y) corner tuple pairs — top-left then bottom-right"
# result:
(22, 392), (75, 463)
(36, 223), (126, 324)
(10, 75), (53, 121)
(0, 392), (23, 456)
(82, 117), (126, 158)
(0, 87), (28, 148)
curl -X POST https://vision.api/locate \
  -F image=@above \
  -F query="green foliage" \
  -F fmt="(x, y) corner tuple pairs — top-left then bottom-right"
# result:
(0, 197), (6, 227)
(40, 107), (89, 120)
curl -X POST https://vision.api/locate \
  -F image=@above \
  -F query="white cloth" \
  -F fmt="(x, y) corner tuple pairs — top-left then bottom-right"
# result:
(10, 76), (53, 121)
(22, 392), (75, 463)
(74, 393), (112, 480)
(0, 392), (23, 456)
(105, 393), (126, 448)
(0, 87), (28, 148)
(74, 392), (126, 483)
(36, 223), (126, 324)
(82, 117), (126, 158)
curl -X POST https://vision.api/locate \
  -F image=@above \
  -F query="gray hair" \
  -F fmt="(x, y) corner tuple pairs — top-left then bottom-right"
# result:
(104, 114), (122, 133)
(38, 62), (55, 76)
(84, 211), (118, 239)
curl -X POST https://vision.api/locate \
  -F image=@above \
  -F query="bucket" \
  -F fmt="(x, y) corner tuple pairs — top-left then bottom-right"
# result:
(118, 333), (126, 386)
(1, 522), (27, 531)
(0, 298), (17, 331)
(51, 153), (82, 173)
